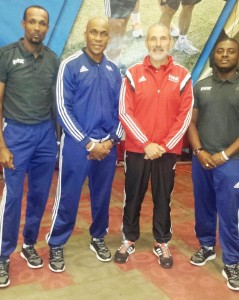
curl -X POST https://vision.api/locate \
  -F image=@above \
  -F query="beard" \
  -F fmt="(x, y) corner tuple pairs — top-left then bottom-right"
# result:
(148, 48), (168, 62)
(30, 38), (42, 45)
(214, 62), (238, 73)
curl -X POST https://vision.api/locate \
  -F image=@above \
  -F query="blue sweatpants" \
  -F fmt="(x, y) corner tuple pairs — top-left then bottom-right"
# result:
(0, 119), (57, 260)
(47, 132), (117, 247)
(192, 156), (239, 265)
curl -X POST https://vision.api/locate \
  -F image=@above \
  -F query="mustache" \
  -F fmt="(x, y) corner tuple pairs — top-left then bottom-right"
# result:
(152, 46), (164, 51)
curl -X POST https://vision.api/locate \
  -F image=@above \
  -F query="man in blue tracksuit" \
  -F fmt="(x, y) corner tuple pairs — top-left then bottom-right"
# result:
(46, 17), (123, 272)
(0, 6), (59, 288)
(188, 37), (239, 291)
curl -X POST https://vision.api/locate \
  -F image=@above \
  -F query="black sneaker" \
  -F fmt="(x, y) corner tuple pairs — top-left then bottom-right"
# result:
(153, 242), (173, 269)
(20, 245), (43, 269)
(90, 238), (112, 262)
(49, 246), (65, 273)
(0, 260), (10, 288)
(190, 245), (216, 266)
(222, 264), (239, 291)
(114, 241), (135, 264)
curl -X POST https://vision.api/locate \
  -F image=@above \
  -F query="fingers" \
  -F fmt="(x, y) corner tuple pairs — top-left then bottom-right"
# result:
(204, 161), (216, 169)
(2, 160), (15, 169)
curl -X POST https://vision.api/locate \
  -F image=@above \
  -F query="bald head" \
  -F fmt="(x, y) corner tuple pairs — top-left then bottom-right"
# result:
(86, 17), (109, 33)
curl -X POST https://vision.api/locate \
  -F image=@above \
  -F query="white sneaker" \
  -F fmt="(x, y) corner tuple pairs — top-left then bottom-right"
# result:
(170, 26), (179, 37)
(174, 37), (199, 55)
(132, 23), (143, 38)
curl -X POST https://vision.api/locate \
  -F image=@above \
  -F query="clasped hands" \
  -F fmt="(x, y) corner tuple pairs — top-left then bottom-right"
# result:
(144, 143), (166, 160)
(198, 150), (227, 169)
(86, 140), (113, 161)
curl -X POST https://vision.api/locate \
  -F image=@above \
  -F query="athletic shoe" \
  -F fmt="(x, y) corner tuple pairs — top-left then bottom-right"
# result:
(170, 26), (179, 37)
(174, 37), (199, 55)
(20, 245), (43, 269)
(222, 264), (239, 291)
(49, 246), (65, 272)
(114, 241), (135, 264)
(190, 245), (216, 266)
(132, 23), (143, 38)
(153, 242), (173, 269)
(90, 238), (112, 262)
(0, 260), (10, 288)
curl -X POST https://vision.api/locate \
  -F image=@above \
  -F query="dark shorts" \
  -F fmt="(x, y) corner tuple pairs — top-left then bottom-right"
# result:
(104, 0), (137, 19)
(160, 0), (201, 10)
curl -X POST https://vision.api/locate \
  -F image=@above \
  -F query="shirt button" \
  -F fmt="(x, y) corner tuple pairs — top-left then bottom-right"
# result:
(158, 90), (160, 93)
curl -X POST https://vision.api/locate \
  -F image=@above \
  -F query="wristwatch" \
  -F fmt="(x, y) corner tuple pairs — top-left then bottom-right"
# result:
(193, 147), (203, 156)
(110, 139), (118, 146)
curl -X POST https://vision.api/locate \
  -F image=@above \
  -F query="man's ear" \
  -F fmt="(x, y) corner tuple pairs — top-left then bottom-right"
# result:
(21, 20), (25, 30)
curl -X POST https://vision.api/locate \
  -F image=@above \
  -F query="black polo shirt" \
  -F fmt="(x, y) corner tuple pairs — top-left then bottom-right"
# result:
(194, 73), (239, 159)
(0, 39), (59, 124)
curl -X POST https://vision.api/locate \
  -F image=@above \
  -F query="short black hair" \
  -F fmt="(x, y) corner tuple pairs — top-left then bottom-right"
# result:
(23, 5), (49, 24)
(214, 37), (239, 51)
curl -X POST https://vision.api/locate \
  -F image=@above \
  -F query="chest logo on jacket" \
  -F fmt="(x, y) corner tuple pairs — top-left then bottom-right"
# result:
(138, 76), (147, 83)
(80, 65), (89, 73)
(106, 65), (113, 71)
(168, 74), (179, 82)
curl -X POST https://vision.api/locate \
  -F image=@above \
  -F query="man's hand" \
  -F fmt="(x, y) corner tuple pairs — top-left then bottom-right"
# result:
(86, 141), (110, 160)
(197, 150), (216, 169)
(144, 143), (166, 160)
(211, 152), (227, 167)
(101, 140), (114, 151)
(0, 146), (14, 169)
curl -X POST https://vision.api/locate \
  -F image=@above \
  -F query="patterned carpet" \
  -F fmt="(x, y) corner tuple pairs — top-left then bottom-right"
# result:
(0, 163), (238, 299)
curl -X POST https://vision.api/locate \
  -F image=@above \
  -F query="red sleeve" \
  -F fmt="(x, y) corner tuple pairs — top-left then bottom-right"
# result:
(119, 76), (150, 151)
(161, 74), (194, 151)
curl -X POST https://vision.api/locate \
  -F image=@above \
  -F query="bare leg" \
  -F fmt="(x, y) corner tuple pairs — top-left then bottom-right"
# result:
(106, 17), (130, 64)
(131, 0), (143, 38)
(158, 3), (176, 29)
(174, 5), (199, 55)
(178, 5), (195, 35)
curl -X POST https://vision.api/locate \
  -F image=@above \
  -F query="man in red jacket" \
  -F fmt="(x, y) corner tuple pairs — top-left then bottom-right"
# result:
(114, 23), (193, 268)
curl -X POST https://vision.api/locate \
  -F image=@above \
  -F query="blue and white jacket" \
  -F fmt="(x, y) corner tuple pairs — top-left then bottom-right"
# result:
(56, 49), (123, 147)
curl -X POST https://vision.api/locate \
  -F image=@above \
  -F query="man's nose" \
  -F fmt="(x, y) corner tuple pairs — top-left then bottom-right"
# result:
(222, 50), (229, 56)
(155, 39), (161, 46)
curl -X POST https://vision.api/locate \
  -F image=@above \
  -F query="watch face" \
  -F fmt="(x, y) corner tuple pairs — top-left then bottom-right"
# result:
(193, 149), (201, 156)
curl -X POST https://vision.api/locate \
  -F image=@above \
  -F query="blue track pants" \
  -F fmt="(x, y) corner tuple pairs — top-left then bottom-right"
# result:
(47, 132), (117, 247)
(192, 156), (239, 265)
(0, 119), (57, 260)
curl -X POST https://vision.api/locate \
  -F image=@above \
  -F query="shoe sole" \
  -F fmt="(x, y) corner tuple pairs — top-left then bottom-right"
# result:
(90, 244), (112, 262)
(153, 248), (173, 269)
(222, 270), (239, 291)
(0, 279), (10, 288)
(20, 252), (43, 269)
(190, 254), (216, 267)
(48, 263), (65, 273)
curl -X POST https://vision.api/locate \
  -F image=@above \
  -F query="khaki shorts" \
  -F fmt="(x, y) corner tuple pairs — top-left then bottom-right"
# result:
(160, 0), (201, 10)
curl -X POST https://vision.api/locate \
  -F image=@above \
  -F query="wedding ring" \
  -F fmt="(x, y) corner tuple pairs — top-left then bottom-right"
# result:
(205, 163), (209, 167)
